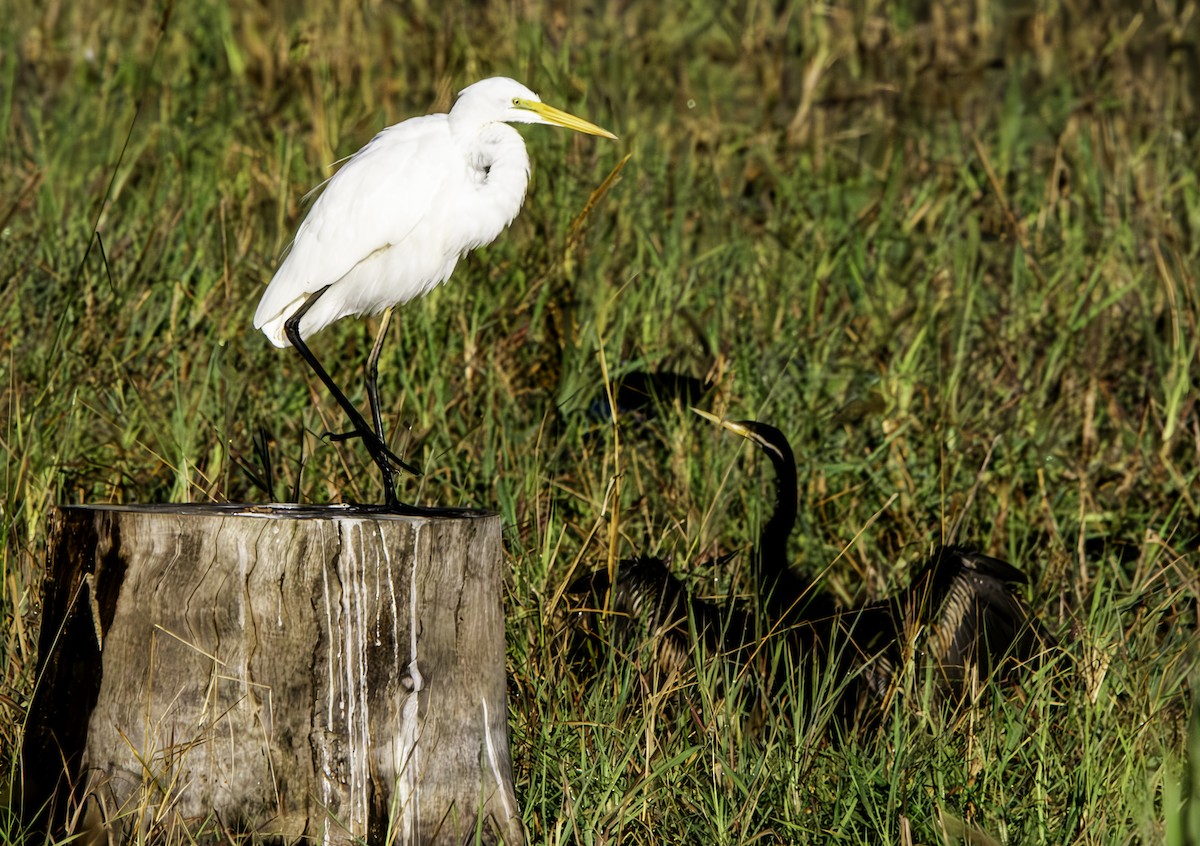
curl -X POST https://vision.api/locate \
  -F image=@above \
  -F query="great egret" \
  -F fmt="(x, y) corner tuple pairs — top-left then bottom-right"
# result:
(255, 77), (618, 505)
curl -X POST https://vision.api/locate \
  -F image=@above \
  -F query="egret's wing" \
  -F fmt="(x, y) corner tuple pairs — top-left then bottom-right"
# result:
(253, 115), (453, 330)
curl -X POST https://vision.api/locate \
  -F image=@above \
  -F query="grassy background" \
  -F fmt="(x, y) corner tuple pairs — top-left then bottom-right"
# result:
(2, 0), (1198, 842)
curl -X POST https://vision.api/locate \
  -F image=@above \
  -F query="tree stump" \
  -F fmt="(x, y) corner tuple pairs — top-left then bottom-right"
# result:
(21, 503), (522, 845)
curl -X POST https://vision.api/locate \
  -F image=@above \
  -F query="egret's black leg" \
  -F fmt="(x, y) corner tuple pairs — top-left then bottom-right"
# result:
(365, 307), (394, 446)
(283, 286), (417, 506)
(328, 307), (393, 442)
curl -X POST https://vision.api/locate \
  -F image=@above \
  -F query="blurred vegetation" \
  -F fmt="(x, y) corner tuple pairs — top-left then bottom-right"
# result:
(1, 0), (1198, 842)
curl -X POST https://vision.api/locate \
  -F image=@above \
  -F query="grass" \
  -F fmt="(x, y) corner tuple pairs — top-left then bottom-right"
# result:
(2, 0), (1198, 842)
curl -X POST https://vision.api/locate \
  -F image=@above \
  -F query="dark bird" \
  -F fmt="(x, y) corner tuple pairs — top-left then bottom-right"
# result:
(691, 409), (836, 628)
(566, 555), (751, 683)
(588, 370), (715, 426)
(843, 544), (1054, 709)
(567, 411), (1054, 728)
(565, 411), (829, 704)
(693, 411), (1053, 709)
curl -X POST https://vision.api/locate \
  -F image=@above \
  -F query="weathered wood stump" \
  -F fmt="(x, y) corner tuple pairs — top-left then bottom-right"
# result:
(22, 503), (522, 845)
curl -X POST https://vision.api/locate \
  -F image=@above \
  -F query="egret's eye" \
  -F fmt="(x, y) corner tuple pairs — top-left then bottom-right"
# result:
(512, 98), (521, 106)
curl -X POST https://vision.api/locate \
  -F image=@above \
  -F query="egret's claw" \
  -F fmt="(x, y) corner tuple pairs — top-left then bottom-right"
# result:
(323, 426), (420, 476)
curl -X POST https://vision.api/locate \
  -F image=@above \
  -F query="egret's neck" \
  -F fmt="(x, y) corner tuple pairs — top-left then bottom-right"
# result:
(459, 123), (531, 243)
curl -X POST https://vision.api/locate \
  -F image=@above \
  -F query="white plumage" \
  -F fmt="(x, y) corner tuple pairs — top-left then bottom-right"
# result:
(254, 77), (617, 346)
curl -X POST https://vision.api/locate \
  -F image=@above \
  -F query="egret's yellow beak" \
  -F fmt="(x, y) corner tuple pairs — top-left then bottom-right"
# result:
(516, 98), (619, 140)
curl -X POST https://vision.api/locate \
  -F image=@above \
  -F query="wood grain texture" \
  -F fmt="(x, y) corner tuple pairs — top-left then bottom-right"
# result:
(23, 504), (522, 845)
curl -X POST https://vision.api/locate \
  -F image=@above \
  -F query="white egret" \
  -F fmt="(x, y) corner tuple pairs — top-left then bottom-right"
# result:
(254, 77), (618, 505)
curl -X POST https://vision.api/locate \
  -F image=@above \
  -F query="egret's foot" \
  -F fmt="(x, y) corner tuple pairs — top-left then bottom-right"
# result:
(362, 433), (402, 509)
(321, 427), (421, 476)
(377, 466), (401, 508)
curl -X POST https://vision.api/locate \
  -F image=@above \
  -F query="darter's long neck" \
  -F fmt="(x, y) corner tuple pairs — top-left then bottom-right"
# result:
(754, 433), (832, 625)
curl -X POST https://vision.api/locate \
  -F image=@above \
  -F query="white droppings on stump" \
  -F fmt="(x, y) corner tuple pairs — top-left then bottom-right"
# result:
(22, 504), (522, 846)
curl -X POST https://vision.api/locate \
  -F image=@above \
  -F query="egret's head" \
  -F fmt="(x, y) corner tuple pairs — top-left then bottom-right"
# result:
(454, 77), (618, 140)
